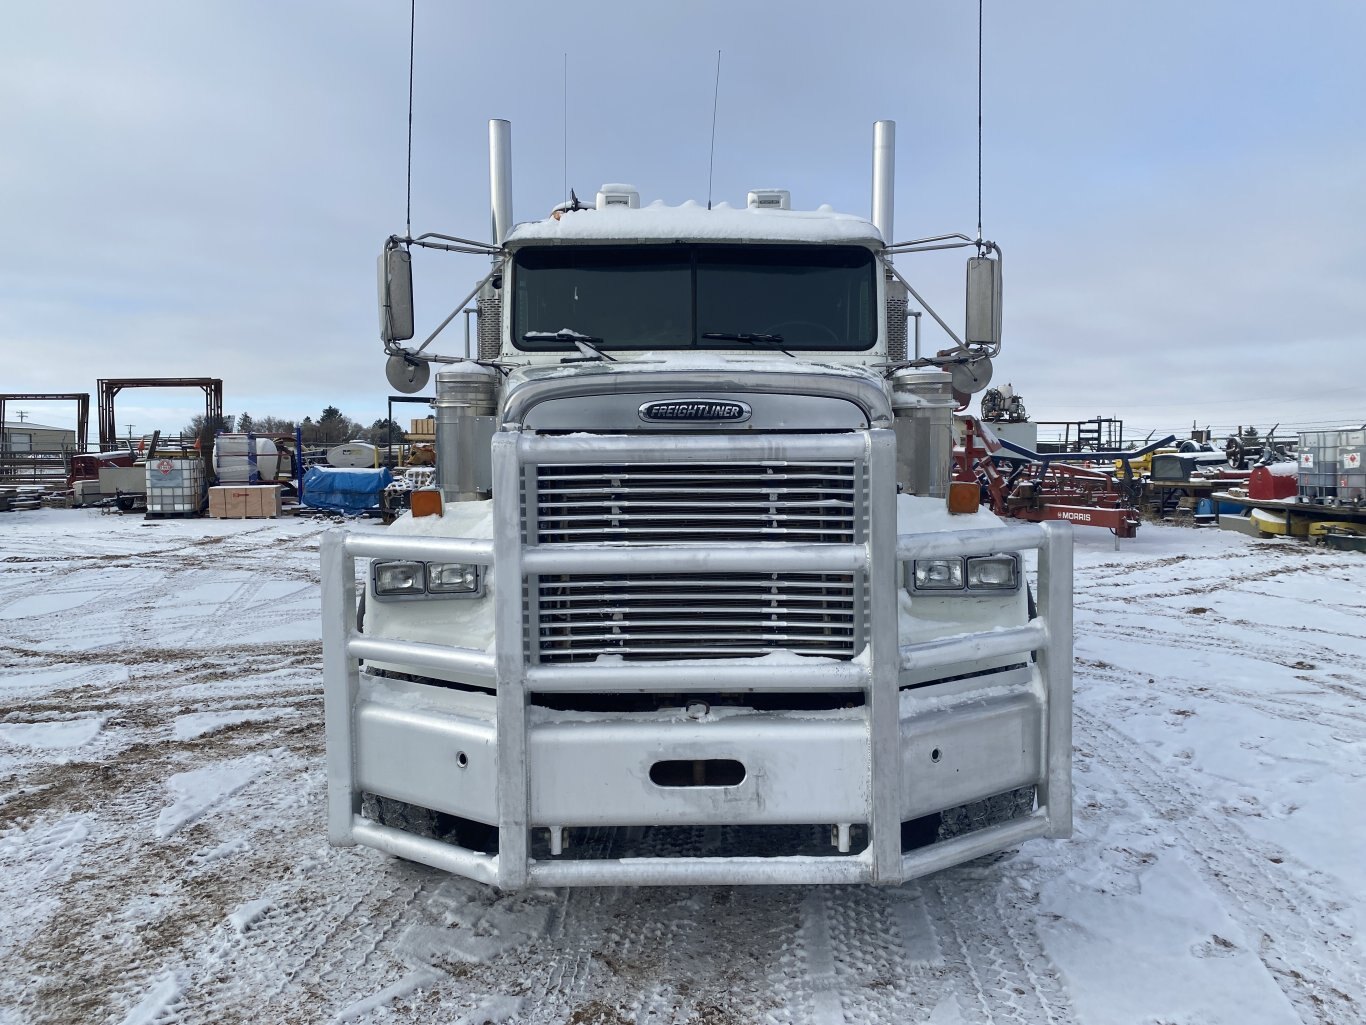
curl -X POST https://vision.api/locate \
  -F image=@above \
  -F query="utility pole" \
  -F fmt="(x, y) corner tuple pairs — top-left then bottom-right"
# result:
(16, 410), (28, 423)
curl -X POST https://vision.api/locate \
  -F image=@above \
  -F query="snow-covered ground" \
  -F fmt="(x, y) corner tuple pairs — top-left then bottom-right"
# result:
(1, 510), (1362, 1024)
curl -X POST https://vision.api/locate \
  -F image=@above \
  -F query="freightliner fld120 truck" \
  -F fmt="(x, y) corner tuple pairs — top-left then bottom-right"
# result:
(321, 119), (1073, 889)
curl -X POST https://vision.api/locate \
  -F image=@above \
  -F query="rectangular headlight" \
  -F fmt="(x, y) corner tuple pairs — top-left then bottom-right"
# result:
(912, 558), (964, 590)
(966, 554), (1020, 590)
(373, 560), (425, 596)
(427, 562), (482, 595)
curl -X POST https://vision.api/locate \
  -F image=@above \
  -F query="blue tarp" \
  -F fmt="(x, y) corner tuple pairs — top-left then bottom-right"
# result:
(302, 466), (392, 514)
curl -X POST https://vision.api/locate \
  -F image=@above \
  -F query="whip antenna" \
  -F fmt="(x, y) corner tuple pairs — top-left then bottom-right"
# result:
(405, 0), (416, 238)
(976, 0), (983, 245)
(707, 50), (722, 210)
(563, 53), (569, 204)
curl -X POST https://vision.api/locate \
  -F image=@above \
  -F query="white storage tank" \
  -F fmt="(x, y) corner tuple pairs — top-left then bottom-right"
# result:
(146, 457), (207, 515)
(214, 436), (282, 484)
(327, 441), (379, 468)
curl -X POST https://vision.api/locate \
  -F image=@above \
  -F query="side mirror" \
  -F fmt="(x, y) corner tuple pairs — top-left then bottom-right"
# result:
(964, 255), (1002, 348)
(378, 246), (415, 342)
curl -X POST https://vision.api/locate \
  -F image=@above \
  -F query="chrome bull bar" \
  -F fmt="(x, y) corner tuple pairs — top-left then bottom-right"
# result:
(322, 428), (1072, 888)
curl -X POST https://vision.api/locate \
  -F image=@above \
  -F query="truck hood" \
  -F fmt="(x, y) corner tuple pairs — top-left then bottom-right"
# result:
(500, 352), (894, 432)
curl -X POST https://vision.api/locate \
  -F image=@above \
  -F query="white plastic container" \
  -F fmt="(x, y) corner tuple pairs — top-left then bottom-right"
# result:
(146, 458), (207, 515)
(327, 441), (378, 468)
(214, 436), (282, 483)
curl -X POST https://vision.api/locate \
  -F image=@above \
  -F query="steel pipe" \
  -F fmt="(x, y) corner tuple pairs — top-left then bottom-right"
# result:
(525, 660), (870, 694)
(348, 636), (496, 683)
(522, 543), (866, 577)
(1037, 521), (1074, 837)
(528, 853), (873, 887)
(514, 431), (869, 464)
(492, 431), (530, 888)
(352, 818), (499, 886)
(900, 811), (1051, 880)
(343, 533), (494, 565)
(895, 522), (1049, 561)
(899, 621), (1047, 672)
(322, 531), (361, 845)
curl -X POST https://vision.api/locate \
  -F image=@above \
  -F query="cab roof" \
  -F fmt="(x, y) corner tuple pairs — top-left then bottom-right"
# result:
(504, 200), (884, 248)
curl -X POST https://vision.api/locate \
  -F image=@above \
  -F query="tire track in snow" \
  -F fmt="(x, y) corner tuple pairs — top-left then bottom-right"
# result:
(920, 870), (1076, 1025)
(798, 888), (847, 1024)
(1076, 657), (1366, 736)
(112, 854), (442, 1025)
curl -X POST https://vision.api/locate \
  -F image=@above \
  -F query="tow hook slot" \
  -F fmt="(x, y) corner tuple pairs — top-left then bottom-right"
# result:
(649, 759), (746, 788)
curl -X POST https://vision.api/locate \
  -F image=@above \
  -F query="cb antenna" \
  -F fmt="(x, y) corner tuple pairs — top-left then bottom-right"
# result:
(707, 50), (722, 210)
(975, 0), (984, 247)
(405, 0), (416, 238)
(563, 53), (569, 204)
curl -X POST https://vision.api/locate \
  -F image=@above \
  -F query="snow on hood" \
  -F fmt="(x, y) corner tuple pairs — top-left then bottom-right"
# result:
(385, 500), (494, 539)
(503, 350), (888, 389)
(505, 200), (883, 246)
(897, 492), (1006, 534)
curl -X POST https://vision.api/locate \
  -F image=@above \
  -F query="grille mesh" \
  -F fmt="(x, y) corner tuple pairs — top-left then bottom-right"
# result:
(536, 572), (859, 663)
(529, 457), (866, 663)
(534, 462), (857, 545)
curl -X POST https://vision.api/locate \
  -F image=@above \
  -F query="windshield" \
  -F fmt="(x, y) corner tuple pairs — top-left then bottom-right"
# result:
(512, 244), (877, 352)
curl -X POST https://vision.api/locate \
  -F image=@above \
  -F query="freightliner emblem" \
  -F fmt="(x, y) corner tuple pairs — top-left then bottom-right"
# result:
(639, 399), (751, 423)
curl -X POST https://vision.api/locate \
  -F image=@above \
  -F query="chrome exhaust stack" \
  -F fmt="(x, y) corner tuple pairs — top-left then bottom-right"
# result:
(872, 120), (895, 246)
(489, 119), (513, 245)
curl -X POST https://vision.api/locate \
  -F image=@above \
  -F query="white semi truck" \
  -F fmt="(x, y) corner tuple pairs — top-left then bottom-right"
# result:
(321, 119), (1073, 889)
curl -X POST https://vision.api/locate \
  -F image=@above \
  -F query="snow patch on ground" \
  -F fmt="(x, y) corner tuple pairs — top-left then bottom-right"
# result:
(155, 757), (273, 838)
(0, 715), (106, 749)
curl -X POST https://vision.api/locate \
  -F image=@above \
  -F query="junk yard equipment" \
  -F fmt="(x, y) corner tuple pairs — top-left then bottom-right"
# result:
(970, 424), (1175, 539)
(321, 119), (1074, 889)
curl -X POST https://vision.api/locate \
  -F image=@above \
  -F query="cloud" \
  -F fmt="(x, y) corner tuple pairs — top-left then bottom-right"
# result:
(2, 0), (1364, 441)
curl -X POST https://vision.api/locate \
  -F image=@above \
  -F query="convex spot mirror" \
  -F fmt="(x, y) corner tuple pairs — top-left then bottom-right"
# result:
(964, 255), (1002, 348)
(378, 246), (415, 342)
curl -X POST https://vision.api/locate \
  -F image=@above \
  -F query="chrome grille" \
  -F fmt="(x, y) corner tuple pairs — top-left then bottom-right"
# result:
(534, 462), (858, 544)
(535, 573), (859, 663)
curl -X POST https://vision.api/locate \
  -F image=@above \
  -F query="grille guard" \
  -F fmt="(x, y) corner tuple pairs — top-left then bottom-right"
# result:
(322, 428), (1073, 888)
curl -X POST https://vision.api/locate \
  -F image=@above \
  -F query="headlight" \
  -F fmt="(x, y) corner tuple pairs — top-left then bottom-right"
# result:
(371, 559), (485, 600)
(966, 554), (1020, 590)
(427, 562), (481, 595)
(373, 560), (425, 596)
(910, 553), (1022, 593)
(913, 559), (964, 590)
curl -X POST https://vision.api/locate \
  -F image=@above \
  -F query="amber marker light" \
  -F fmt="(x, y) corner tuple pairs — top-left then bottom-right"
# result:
(946, 480), (981, 515)
(410, 489), (443, 518)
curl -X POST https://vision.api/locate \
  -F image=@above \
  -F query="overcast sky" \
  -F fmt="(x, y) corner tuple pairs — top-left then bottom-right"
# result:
(3, 1), (1364, 446)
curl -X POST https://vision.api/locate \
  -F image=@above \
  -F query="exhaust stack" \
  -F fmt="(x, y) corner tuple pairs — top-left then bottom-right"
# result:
(872, 120), (895, 245)
(489, 119), (513, 245)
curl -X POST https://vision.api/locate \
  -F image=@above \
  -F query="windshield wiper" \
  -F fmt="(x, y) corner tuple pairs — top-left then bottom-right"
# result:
(701, 331), (793, 357)
(522, 329), (617, 362)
